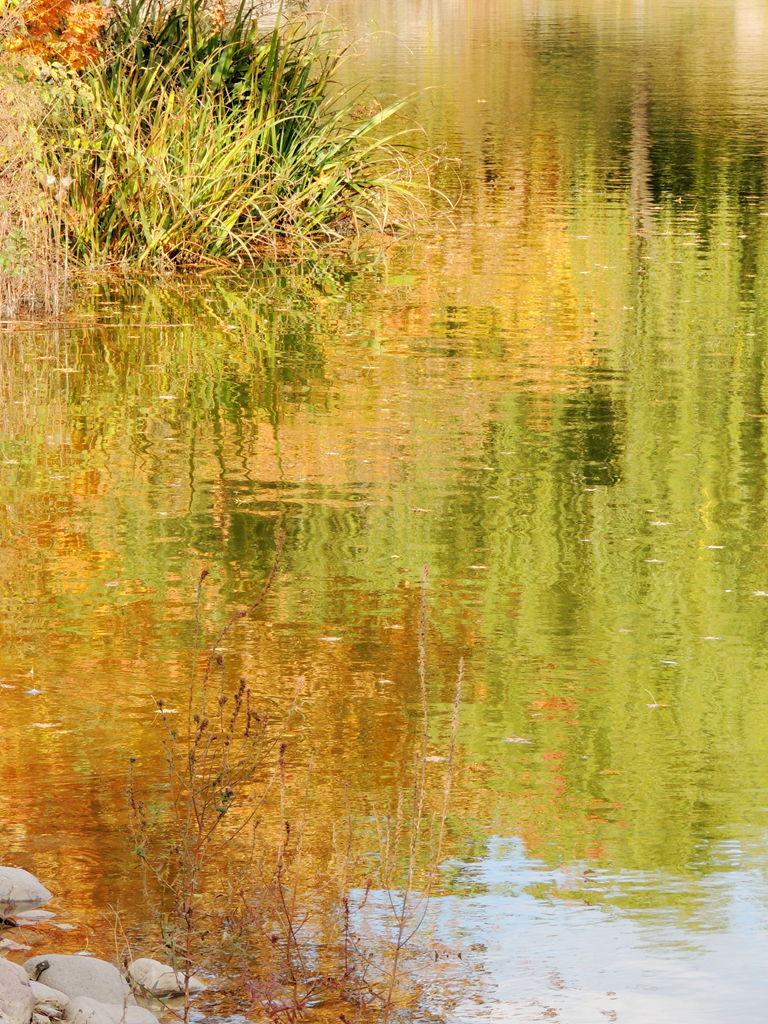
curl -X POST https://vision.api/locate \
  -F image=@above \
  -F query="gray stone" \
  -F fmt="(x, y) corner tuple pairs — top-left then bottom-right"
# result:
(0, 956), (35, 1024)
(66, 997), (158, 1024)
(23, 957), (134, 1006)
(125, 959), (205, 998)
(0, 940), (31, 955)
(0, 869), (52, 916)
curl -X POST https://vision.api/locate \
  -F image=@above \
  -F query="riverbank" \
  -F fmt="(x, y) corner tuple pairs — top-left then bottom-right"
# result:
(0, 0), (417, 317)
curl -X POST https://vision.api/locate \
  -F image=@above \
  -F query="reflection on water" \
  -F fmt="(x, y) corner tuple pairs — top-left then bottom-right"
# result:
(3, 0), (768, 1020)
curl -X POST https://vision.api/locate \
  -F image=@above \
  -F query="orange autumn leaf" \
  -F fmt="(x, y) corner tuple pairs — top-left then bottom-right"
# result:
(6, 0), (110, 68)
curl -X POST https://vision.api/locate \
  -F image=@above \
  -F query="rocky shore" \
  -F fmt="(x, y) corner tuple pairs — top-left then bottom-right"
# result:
(0, 867), (205, 1024)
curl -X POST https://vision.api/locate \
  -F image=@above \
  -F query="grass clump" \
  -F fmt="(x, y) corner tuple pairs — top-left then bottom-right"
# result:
(42, 0), (417, 268)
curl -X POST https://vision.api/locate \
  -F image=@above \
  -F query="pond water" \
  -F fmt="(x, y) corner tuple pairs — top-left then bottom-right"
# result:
(3, 0), (768, 1020)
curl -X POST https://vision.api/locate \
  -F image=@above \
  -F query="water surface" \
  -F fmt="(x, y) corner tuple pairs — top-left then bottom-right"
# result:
(3, 1), (768, 1020)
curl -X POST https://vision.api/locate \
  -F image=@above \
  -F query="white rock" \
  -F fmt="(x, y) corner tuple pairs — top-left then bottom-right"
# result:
(67, 997), (158, 1024)
(0, 940), (31, 955)
(23, 957), (134, 1006)
(0, 956), (35, 1024)
(126, 958), (205, 998)
(0, 868), (52, 915)
(10, 911), (55, 925)
(31, 980), (69, 1016)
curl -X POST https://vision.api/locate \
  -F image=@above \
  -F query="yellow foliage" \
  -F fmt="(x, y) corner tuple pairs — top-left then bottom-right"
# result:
(5, 0), (109, 68)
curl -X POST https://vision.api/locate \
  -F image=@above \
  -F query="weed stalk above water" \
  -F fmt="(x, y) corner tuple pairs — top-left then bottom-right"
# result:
(127, 547), (466, 1023)
(128, 531), (285, 1021)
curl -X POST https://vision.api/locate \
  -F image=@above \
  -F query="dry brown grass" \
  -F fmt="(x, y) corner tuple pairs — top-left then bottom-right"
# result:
(0, 49), (67, 320)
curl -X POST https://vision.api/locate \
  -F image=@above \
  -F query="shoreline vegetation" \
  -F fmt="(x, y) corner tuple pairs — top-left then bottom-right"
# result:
(0, 0), (421, 318)
(0, 36), (67, 318)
